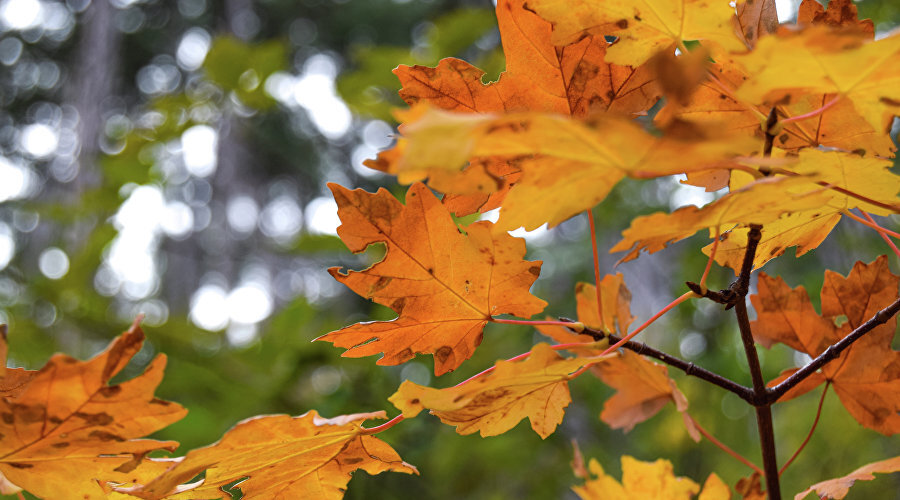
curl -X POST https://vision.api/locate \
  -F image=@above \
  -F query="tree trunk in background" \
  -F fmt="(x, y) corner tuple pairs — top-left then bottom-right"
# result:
(65, 0), (121, 190)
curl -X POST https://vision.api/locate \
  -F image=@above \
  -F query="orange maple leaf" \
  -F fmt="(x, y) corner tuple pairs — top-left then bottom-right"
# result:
(572, 454), (729, 500)
(390, 343), (596, 438)
(795, 455), (900, 500)
(0, 322), (187, 499)
(536, 278), (695, 437)
(372, 0), (661, 216)
(319, 182), (547, 375)
(735, 0), (777, 47)
(395, 0), (660, 117)
(751, 256), (900, 434)
(116, 411), (417, 499)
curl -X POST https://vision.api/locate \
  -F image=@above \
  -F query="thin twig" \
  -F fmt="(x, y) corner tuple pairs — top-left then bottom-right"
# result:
(360, 414), (405, 435)
(860, 210), (900, 259)
(688, 414), (764, 475)
(769, 296), (900, 402)
(780, 95), (841, 124)
(779, 382), (830, 476)
(600, 291), (695, 355)
(842, 210), (900, 240)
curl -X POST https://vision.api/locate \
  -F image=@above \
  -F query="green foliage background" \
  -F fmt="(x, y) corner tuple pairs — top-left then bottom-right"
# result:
(1, 0), (899, 498)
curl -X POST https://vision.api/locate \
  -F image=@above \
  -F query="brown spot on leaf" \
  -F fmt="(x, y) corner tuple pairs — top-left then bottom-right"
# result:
(89, 430), (125, 442)
(778, 133), (790, 144)
(7, 463), (33, 469)
(343, 457), (364, 465)
(397, 348), (414, 363)
(616, 19), (628, 29)
(150, 398), (172, 406)
(409, 398), (420, 405)
(391, 297), (406, 312)
(99, 385), (122, 398)
(1, 413), (12, 424)
(528, 265), (541, 277)
(51, 442), (70, 448)
(434, 346), (453, 363)
(75, 412), (114, 426)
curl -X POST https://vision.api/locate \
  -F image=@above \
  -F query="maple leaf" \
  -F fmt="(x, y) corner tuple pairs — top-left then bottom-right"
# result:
(318, 182), (547, 375)
(395, 0), (660, 117)
(735, 0), (778, 47)
(0, 322), (187, 499)
(536, 279), (695, 437)
(524, 0), (746, 66)
(732, 25), (900, 132)
(611, 173), (833, 264)
(572, 455), (728, 500)
(0, 325), (35, 400)
(594, 350), (692, 434)
(702, 150), (900, 271)
(377, 105), (758, 231)
(377, 0), (661, 216)
(795, 455), (900, 500)
(116, 411), (417, 499)
(751, 256), (900, 434)
(390, 342), (596, 438)
(657, 0), (895, 160)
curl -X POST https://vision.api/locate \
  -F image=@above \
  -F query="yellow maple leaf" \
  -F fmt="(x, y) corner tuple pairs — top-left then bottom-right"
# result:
(573, 455), (728, 500)
(380, 105), (758, 231)
(611, 174), (833, 264)
(524, 0), (745, 66)
(116, 411), (417, 499)
(703, 149), (900, 271)
(389, 343), (595, 438)
(733, 26), (900, 132)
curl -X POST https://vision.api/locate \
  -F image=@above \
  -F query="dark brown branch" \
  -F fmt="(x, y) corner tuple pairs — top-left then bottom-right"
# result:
(577, 324), (756, 403)
(731, 224), (780, 500)
(768, 296), (900, 403)
(763, 107), (778, 157)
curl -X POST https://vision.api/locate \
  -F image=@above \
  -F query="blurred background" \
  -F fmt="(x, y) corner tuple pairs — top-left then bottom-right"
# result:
(0, 0), (898, 498)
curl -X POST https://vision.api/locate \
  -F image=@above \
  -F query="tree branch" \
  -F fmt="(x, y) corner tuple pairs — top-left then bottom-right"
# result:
(768, 296), (900, 403)
(579, 325), (755, 402)
(731, 224), (781, 500)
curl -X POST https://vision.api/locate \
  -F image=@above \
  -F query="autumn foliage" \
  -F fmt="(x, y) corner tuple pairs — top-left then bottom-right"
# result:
(3, 0), (900, 498)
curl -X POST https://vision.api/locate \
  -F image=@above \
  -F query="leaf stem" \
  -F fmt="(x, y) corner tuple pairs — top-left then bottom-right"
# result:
(359, 414), (405, 435)
(842, 210), (900, 240)
(779, 382), (830, 476)
(859, 210), (900, 259)
(600, 291), (695, 356)
(687, 414), (764, 475)
(587, 210), (606, 330)
(769, 296), (900, 402)
(780, 95), (841, 125)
